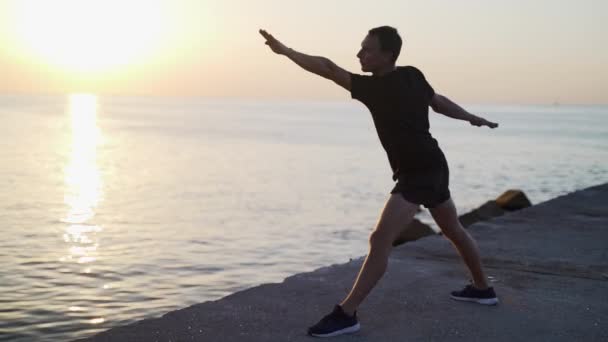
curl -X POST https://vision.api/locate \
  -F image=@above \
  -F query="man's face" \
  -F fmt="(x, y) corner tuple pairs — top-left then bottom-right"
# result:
(356, 34), (393, 73)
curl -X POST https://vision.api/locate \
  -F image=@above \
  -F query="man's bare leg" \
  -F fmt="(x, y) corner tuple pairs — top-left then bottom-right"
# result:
(339, 194), (419, 316)
(429, 198), (489, 289)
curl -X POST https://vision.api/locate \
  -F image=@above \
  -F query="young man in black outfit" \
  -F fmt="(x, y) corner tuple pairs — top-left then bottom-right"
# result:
(259, 26), (499, 338)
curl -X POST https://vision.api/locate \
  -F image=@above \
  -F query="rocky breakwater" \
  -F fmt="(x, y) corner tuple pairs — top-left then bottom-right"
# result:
(393, 189), (533, 246)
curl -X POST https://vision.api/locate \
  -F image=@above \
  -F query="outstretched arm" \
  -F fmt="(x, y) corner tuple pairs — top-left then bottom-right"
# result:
(430, 94), (498, 128)
(259, 29), (351, 91)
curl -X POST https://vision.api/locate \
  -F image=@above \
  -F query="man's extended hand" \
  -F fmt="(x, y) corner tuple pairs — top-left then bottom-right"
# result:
(259, 29), (289, 55)
(469, 116), (499, 128)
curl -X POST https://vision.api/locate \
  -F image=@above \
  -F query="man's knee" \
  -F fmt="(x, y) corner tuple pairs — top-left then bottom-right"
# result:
(441, 223), (468, 243)
(368, 228), (395, 250)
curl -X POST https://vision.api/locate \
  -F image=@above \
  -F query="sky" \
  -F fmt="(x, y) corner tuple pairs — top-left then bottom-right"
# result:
(0, 0), (606, 104)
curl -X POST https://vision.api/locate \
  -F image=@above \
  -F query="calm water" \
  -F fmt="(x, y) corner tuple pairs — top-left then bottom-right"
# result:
(1, 94), (607, 341)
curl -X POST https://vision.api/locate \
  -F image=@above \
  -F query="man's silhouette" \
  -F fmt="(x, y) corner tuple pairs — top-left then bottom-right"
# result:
(260, 26), (499, 338)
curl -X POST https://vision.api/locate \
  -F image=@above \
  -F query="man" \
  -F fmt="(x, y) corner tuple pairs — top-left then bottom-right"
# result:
(259, 26), (499, 338)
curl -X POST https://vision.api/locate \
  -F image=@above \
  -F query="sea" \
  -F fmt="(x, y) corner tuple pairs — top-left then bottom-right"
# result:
(1, 94), (607, 341)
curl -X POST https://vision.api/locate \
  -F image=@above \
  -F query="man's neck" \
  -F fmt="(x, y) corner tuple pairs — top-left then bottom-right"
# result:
(372, 65), (397, 76)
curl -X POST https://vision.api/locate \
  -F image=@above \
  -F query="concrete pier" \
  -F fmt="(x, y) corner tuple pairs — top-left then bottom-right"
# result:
(76, 183), (608, 341)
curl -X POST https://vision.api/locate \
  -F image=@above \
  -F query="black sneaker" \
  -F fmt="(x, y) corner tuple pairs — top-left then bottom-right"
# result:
(450, 284), (499, 305)
(307, 304), (360, 338)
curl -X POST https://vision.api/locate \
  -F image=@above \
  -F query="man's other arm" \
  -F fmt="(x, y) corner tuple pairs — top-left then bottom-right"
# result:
(259, 29), (351, 91)
(430, 94), (498, 128)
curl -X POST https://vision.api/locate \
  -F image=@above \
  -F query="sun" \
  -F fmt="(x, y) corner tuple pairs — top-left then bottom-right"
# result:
(10, 0), (168, 73)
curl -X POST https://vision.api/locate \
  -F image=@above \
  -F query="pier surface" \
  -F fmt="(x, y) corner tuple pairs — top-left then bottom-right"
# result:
(77, 183), (608, 341)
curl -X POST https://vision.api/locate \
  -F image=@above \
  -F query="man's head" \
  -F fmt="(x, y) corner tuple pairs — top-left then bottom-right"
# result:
(357, 26), (402, 73)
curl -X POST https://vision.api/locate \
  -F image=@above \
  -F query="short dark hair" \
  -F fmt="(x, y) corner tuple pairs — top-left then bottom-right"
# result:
(368, 26), (402, 63)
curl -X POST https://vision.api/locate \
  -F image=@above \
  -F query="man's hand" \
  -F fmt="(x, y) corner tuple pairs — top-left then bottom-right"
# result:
(469, 116), (499, 128)
(259, 29), (289, 55)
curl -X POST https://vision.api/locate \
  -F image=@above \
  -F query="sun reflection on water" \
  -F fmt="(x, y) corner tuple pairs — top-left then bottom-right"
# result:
(60, 94), (105, 325)
(63, 94), (103, 225)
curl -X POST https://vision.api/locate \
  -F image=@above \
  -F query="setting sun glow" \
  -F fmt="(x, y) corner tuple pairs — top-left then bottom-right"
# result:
(11, 0), (168, 73)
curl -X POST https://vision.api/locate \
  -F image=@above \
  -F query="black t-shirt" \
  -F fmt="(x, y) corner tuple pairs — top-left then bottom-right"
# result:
(350, 65), (442, 181)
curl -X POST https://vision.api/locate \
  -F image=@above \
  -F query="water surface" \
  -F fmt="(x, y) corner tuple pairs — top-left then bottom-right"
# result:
(1, 94), (606, 341)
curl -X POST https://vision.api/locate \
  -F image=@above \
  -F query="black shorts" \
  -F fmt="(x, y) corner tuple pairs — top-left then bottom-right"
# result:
(390, 152), (451, 209)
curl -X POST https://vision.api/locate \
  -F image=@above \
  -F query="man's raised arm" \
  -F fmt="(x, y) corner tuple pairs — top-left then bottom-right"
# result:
(430, 93), (499, 128)
(259, 29), (351, 91)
